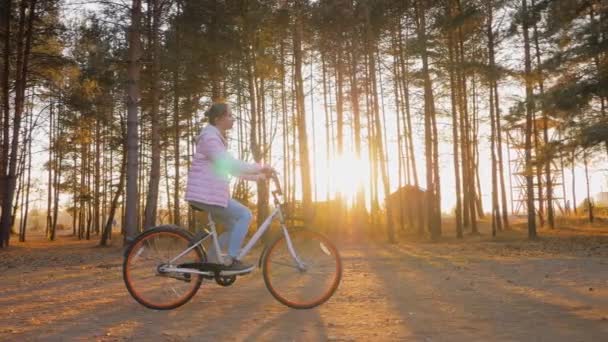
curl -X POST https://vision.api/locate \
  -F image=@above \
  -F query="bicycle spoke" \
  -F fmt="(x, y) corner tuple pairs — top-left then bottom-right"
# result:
(124, 229), (203, 310)
(263, 230), (341, 309)
(270, 260), (299, 269)
(144, 239), (166, 263)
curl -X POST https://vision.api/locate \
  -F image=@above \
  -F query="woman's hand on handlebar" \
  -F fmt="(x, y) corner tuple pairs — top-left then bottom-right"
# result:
(260, 165), (277, 178)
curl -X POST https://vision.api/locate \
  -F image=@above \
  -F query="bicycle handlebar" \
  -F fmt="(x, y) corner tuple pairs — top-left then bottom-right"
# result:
(259, 169), (283, 201)
(269, 170), (283, 196)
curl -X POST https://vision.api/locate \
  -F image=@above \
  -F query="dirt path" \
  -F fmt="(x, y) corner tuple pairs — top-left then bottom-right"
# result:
(1, 226), (607, 341)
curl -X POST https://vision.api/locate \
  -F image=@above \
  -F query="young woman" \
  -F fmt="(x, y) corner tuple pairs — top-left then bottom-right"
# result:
(185, 102), (273, 271)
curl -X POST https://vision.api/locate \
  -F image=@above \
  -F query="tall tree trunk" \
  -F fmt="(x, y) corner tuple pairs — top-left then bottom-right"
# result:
(185, 101), (195, 231)
(397, 20), (419, 188)
(369, 106), (379, 224)
(101, 153), (126, 246)
(143, 0), (161, 230)
(590, 6), (608, 157)
(72, 154), (77, 236)
(293, 4), (313, 225)
(571, 150), (577, 215)
(137, 115), (144, 231)
(0, 0), (36, 248)
(447, 1), (462, 238)
(124, 0), (142, 243)
(164, 117), (172, 224)
(46, 101), (54, 237)
(280, 38), (290, 213)
(454, 1), (474, 232)
(258, 72), (270, 226)
(321, 51), (330, 202)
(335, 46), (344, 155)
(558, 132), (567, 214)
(94, 118), (101, 234)
(101, 124), (108, 233)
(429, 70), (442, 234)
(101, 118), (127, 246)
(51, 120), (62, 241)
(172, 38), (181, 226)
(363, 55), (379, 226)
(79, 126), (87, 240)
(471, 77), (485, 219)
(170, 8), (182, 222)
(348, 37), (365, 210)
(583, 149), (593, 223)
(52, 104), (62, 239)
(489, 70), (499, 237)
(487, 0), (501, 234)
(415, 0), (441, 240)
(363, 3), (392, 241)
(246, 40), (267, 228)
(0, 0), (11, 210)
(20, 105), (33, 242)
(532, 0), (554, 229)
(290, 71), (297, 220)
(308, 56), (318, 204)
(17, 136), (26, 236)
(334, 43), (345, 226)
(391, 23), (406, 232)
(522, 0), (537, 238)
(494, 80), (509, 229)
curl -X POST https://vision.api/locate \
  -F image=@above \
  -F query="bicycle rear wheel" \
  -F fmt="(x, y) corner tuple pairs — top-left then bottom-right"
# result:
(262, 229), (342, 309)
(123, 226), (204, 310)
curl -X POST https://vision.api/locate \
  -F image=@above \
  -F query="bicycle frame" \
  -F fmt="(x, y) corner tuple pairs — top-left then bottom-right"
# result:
(160, 173), (305, 277)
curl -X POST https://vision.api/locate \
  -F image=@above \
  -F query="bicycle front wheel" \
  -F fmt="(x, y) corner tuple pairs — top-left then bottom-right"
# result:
(123, 226), (204, 310)
(262, 229), (342, 309)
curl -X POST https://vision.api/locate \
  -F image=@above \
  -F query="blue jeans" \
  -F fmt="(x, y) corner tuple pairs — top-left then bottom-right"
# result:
(190, 199), (252, 259)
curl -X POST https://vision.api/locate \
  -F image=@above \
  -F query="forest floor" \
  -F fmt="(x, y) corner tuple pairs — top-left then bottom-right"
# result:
(1, 217), (607, 341)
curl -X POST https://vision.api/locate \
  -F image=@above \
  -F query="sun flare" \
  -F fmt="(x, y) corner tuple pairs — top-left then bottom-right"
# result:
(329, 152), (370, 204)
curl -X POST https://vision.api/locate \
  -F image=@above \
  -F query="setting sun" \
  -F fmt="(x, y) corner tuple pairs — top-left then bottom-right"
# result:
(329, 152), (370, 205)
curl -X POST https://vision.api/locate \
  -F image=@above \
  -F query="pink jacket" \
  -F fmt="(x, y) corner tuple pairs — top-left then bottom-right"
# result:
(185, 124), (263, 207)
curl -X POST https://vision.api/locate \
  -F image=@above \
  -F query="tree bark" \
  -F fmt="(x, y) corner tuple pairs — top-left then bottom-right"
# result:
(494, 78), (509, 229)
(143, 0), (161, 230)
(94, 118), (101, 234)
(172, 18), (181, 226)
(397, 19), (419, 188)
(448, 1), (463, 238)
(0, 0), (11, 210)
(583, 149), (593, 223)
(0, 0), (37, 248)
(20, 105), (33, 242)
(50, 115), (62, 241)
(415, 0), (441, 240)
(349, 36), (366, 214)
(293, 4), (313, 225)
(46, 101), (54, 237)
(522, 0), (537, 238)
(571, 150), (577, 215)
(124, 0), (142, 243)
(101, 118), (127, 246)
(532, 0), (554, 228)
(391, 22), (406, 232)
(487, 0), (501, 235)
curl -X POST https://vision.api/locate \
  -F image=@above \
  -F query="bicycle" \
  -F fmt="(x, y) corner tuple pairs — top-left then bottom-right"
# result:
(122, 171), (342, 310)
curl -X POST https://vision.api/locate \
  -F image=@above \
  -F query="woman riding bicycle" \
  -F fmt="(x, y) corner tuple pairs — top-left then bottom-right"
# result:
(185, 102), (274, 272)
